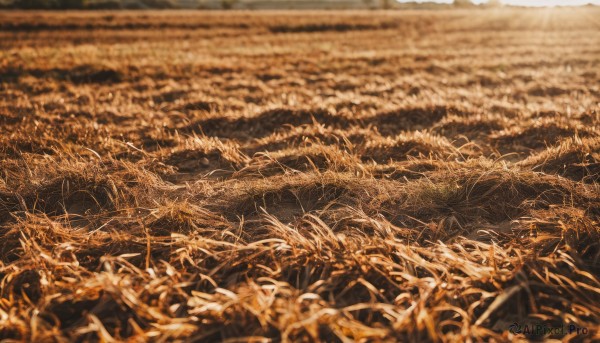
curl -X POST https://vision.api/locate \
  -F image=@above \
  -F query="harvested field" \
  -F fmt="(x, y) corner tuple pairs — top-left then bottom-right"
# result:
(1, 8), (599, 342)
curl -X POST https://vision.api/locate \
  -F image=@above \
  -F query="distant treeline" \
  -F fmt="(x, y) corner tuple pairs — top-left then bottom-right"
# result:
(2, 0), (181, 9)
(1, 0), (504, 10)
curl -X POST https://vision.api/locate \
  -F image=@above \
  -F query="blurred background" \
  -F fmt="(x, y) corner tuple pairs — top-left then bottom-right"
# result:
(2, 0), (598, 10)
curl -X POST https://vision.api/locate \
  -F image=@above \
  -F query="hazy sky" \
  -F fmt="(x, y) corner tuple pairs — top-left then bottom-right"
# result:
(397, 0), (600, 6)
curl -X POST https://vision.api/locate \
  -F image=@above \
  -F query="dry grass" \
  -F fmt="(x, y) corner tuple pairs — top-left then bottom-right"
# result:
(1, 8), (599, 342)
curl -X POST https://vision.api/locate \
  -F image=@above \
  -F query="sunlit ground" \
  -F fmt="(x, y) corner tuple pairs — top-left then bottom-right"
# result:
(0, 7), (599, 343)
(496, 0), (599, 5)
(398, 0), (600, 6)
